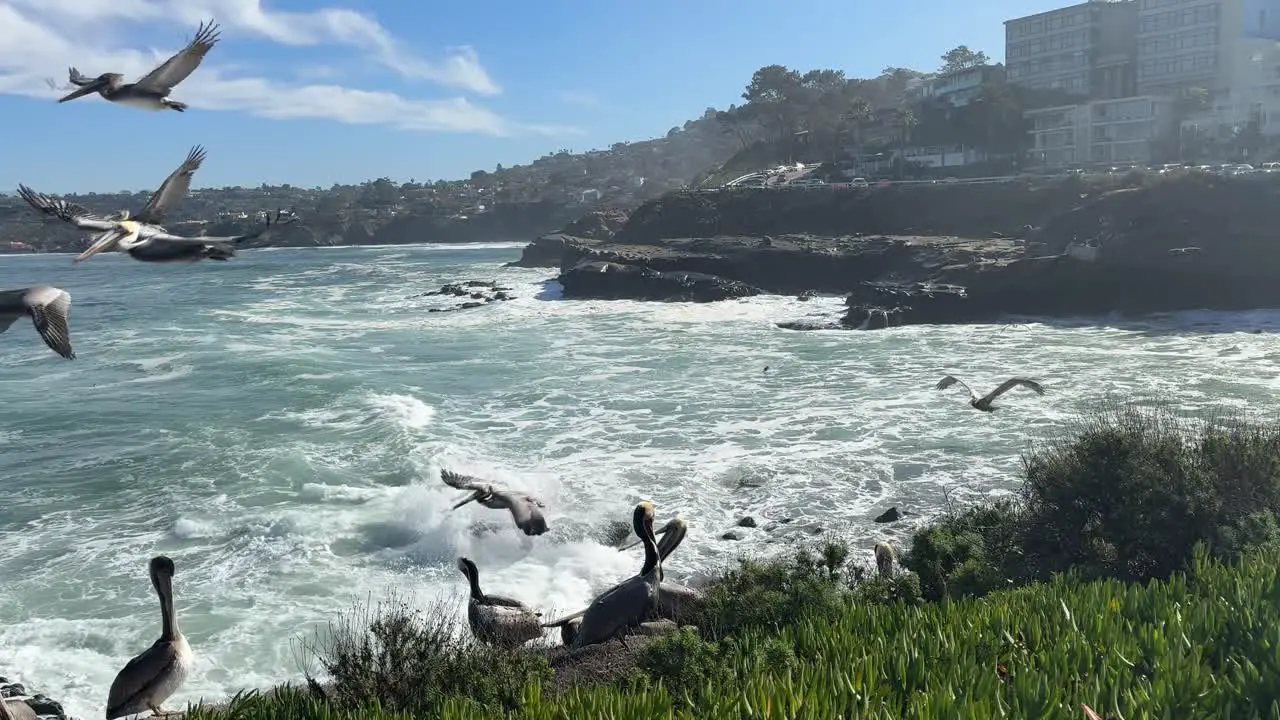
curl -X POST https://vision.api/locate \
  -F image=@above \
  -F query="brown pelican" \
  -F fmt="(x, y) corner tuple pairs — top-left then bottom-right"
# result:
(442, 469), (548, 536)
(543, 501), (661, 650)
(618, 516), (703, 626)
(455, 557), (543, 649)
(874, 541), (896, 579)
(105, 556), (194, 720)
(16, 147), (295, 264)
(935, 375), (1045, 412)
(0, 286), (74, 359)
(58, 21), (220, 112)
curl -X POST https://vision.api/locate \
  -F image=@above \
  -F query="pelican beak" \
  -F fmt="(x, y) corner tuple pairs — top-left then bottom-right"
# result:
(618, 520), (672, 551)
(58, 78), (106, 103)
(451, 490), (484, 510)
(75, 228), (125, 262)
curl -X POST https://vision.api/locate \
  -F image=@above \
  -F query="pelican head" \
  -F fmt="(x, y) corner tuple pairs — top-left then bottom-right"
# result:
(57, 72), (120, 103)
(76, 220), (142, 262)
(633, 500), (656, 538)
(451, 484), (494, 510)
(619, 515), (681, 552)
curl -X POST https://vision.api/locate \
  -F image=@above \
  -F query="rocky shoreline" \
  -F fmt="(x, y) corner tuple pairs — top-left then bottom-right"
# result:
(514, 174), (1280, 326)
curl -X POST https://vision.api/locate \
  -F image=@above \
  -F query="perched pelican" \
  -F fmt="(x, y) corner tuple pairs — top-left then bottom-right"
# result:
(874, 541), (896, 579)
(17, 149), (295, 264)
(58, 21), (220, 112)
(0, 286), (74, 359)
(935, 375), (1045, 412)
(544, 501), (661, 650)
(106, 556), (194, 720)
(442, 469), (548, 536)
(455, 557), (543, 649)
(618, 516), (704, 626)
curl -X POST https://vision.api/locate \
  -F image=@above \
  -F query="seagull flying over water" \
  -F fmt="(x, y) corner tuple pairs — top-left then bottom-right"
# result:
(17, 146), (295, 264)
(0, 286), (74, 360)
(57, 20), (220, 112)
(441, 469), (549, 536)
(935, 375), (1045, 412)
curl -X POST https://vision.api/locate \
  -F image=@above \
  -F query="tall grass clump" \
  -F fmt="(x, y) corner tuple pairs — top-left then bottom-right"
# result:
(296, 589), (551, 716)
(905, 403), (1280, 598)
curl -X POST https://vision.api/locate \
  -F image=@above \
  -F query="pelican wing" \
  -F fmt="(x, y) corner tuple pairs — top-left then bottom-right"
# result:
(542, 609), (587, 627)
(135, 146), (207, 224)
(980, 377), (1045, 405)
(67, 67), (95, 86)
(22, 286), (74, 360)
(16, 185), (119, 231)
(105, 639), (179, 719)
(935, 374), (975, 398)
(133, 20), (221, 93)
(441, 469), (487, 492)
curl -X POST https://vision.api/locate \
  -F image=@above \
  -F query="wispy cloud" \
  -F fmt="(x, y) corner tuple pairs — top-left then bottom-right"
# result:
(0, 0), (580, 136)
(558, 90), (602, 108)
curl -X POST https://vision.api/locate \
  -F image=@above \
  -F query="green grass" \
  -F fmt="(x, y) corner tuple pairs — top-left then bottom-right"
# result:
(181, 405), (1280, 719)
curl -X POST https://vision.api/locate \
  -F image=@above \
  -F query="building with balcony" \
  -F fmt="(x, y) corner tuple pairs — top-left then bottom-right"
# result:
(1026, 95), (1174, 168)
(1006, 1), (1139, 99)
(915, 65), (1007, 109)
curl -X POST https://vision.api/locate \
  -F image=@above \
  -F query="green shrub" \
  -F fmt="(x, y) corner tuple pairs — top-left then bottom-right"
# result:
(298, 590), (550, 716)
(903, 500), (1025, 601)
(1019, 404), (1280, 582)
(696, 539), (851, 639)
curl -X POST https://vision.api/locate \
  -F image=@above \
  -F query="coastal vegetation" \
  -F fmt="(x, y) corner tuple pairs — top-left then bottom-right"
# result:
(180, 404), (1280, 719)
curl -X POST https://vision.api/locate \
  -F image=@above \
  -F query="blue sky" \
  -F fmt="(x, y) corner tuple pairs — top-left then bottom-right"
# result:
(0, 0), (1069, 194)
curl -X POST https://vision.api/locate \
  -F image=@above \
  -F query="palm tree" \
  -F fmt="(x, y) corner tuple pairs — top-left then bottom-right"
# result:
(895, 107), (918, 179)
(842, 96), (873, 168)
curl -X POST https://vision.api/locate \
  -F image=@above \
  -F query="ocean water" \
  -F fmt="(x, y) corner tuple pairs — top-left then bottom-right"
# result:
(1, 242), (1279, 718)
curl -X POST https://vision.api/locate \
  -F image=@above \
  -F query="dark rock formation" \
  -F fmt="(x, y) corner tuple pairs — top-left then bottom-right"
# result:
(558, 261), (761, 303)
(1, 678), (68, 720)
(507, 209), (631, 268)
(418, 280), (516, 313)
(567, 174), (1280, 322)
(506, 233), (595, 268)
(874, 507), (903, 523)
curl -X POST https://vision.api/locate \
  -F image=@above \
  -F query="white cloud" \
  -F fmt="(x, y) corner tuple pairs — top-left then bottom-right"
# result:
(558, 90), (602, 108)
(0, 1), (579, 136)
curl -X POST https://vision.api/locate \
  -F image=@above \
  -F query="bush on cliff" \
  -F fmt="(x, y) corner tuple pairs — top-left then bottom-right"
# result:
(904, 404), (1280, 599)
(186, 545), (1280, 719)
(296, 590), (551, 716)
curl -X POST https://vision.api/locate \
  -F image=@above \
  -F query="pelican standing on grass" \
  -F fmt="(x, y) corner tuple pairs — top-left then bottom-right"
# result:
(455, 558), (543, 648)
(17, 147), (295, 264)
(935, 375), (1045, 412)
(442, 469), (549, 536)
(544, 501), (661, 650)
(105, 556), (194, 720)
(57, 21), (221, 112)
(0, 286), (74, 359)
(618, 516), (704, 626)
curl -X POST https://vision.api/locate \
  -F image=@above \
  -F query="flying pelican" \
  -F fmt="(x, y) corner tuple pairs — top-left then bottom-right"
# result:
(455, 557), (543, 649)
(106, 556), (194, 720)
(935, 375), (1045, 412)
(17, 154), (295, 264)
(874, 541), (896, 579)
(543, 501), (661, 650)
(442, 469), (548, 536)
(58, 21), (220, 112)
(0, 286), (74, 359)
(617, 516), (704, 627)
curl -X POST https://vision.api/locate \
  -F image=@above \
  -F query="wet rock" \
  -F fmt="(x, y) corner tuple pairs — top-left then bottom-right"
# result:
(736, 516), (757, 528)
(874, 507), (903, 523)
(797, 290), (817, 301)
(0, 678), (68, 720)
(421, 280), (518, 313)
(638, 620), (681, 636)
(776, 320), (844, 331)
(559, 260), (761, 303)
(720, 530), (743, 541)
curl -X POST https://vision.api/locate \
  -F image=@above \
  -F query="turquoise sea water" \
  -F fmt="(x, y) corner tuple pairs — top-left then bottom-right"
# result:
(1, 241), (1278, 718)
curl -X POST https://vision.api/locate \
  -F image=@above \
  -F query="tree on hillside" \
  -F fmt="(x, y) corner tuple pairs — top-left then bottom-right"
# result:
(742, 65), (806, 139)
(939, 45), (990, 74)
(841, 96), (874, 162)
(895, 107), (918, 179)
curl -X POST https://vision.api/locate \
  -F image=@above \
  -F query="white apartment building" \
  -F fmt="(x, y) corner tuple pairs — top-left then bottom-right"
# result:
(1026, 95), (1175, 167)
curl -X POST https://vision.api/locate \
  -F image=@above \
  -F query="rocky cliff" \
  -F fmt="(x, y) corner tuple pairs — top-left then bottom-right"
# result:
(545, 173), (1280, 324)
